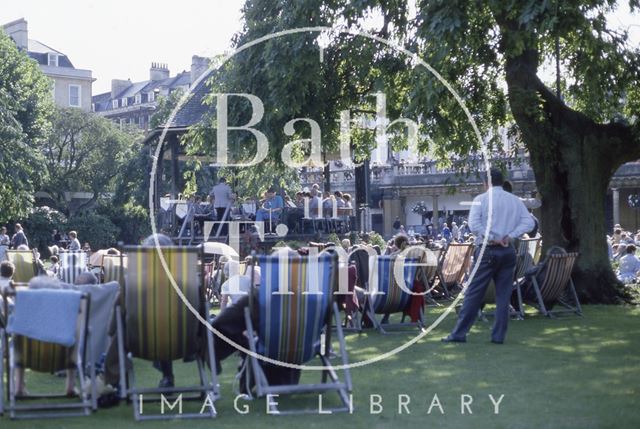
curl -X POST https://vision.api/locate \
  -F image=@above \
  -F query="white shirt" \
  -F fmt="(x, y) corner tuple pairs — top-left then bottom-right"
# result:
(210, 182), (233, 209)
(221, 274), (251, 306)
(469, 186), (535, 241)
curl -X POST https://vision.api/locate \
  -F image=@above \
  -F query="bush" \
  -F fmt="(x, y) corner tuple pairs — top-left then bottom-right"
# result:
(22, 206), (67, 255)
(368, 231), (386, 250)
(98, 201), (151, 244)
(66, 211), (119, 250)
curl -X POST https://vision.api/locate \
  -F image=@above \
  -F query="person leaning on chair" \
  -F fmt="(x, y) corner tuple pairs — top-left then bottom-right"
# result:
(442, 168), (535, 345)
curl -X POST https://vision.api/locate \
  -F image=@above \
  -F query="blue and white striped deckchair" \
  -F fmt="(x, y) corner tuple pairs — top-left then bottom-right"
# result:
(364, 255), (421, 333)
(243, 251), (352, 414)
(59, 251), (88, 284)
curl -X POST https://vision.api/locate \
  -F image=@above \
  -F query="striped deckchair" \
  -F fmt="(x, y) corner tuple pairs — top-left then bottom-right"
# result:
(514, 238), (542, 281)
(2, 289), (96, 419)
(59, 251), (88, 284)
(101, 254), (127, 286)
(516, 247), (582, 317)
(364, 255), (420, 333)
(116, 246), (218, 420)
(243, 251), (352, 414)
(437, 243), (474, 298)
(5, 250), (38, 284)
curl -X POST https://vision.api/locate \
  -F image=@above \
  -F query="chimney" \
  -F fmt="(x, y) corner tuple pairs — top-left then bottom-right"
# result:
(2, 18), (28, 50)
(150, 62), (170, 81)
(111, 79), (130, 99)
(190, 55), (209, 85)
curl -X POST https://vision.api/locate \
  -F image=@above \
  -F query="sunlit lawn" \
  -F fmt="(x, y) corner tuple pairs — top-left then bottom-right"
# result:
(3, 304), (639, 428)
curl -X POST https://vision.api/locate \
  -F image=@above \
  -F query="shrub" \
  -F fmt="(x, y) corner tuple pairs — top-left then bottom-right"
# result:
(368, 231), (386, 250)
(66, 211), (119, 250)
(22, 206), (67, 255)
(98, 201), (151, 244)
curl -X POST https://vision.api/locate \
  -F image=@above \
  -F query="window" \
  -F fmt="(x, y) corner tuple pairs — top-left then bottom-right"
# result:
(68, 85), (81, 107)
(119, 118), (125, 128)
(48, 53), (58, 66)
(112, 99), (118, 109)
(148, 92), (155, 102)
(135, 94), (142, 104)
(138, 116), (144, 127)
(121, 98), (128, 107)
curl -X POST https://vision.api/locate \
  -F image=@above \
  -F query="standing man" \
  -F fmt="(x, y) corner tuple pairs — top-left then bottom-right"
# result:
(442, 169), (534, 344)
(10, 223), (28, 249)
(210, 177), (234, 236)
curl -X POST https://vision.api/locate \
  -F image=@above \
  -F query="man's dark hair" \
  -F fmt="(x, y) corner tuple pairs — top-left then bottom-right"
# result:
(219, 177), (227, 183)
(394, 234), (409, 249)
(50, 255), (59, 264)
(627, 244), (637, 254)
(485, 168), (504, 186)
(267, 187), (276, 193)
(1, 261), (15, 278)
(502, 180), (513, 193)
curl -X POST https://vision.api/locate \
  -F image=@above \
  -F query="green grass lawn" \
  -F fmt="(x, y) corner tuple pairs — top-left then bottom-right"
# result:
(3, 304), (639, 428)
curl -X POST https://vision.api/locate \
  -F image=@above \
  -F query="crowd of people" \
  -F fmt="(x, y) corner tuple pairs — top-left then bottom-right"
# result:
(609, 223), (640, 283)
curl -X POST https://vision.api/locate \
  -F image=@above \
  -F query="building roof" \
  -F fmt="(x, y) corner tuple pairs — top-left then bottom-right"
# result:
(92, 71), (192, 113)
(167, 71), (212, 128)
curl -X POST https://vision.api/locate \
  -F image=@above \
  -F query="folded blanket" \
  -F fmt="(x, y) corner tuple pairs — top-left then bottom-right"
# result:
(7, 288), (82, 347)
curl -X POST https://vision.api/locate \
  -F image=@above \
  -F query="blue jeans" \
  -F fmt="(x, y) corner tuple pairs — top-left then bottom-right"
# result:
(449, 245), (517, 343)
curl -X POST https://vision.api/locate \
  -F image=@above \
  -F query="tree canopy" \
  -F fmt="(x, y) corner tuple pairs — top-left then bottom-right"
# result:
(40, 107), (141, 215)
(183, 0), (639, 301)
(0, 30), (54, 222)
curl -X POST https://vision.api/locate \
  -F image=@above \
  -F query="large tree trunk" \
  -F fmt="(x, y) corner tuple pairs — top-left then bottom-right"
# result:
(494, 12), (640, 303)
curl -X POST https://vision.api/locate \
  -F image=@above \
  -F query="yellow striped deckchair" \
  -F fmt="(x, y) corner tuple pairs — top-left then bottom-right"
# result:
(6, 250), (38, 284)
(3, 290), (95, 419)
(116, 246), (218, 420)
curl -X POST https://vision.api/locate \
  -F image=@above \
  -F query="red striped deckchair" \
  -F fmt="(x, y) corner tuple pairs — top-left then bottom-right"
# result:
(437, 243), (474, 298)
(516, 247), (582, 317)
(243, 251), (352, 414)
(116, 246), (218, 420)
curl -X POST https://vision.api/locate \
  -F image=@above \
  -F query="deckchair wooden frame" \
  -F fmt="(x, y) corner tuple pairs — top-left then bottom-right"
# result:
(116, 246), (218, 421)
(2, 290), (96, 419)
(242, 253), (353, 415)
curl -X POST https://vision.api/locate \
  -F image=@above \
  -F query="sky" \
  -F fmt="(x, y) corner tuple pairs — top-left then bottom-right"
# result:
(0, 0), (245, 94)
(1, 1), (638, 96)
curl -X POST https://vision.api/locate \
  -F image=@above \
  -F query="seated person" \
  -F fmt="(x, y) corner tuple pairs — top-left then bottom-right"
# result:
(617, 244), (640, 283)
(0, 261), (16, 326)
(255, 187), (284, 225)
(49, 255), (60, 277)
(219, 260), (261, 310)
